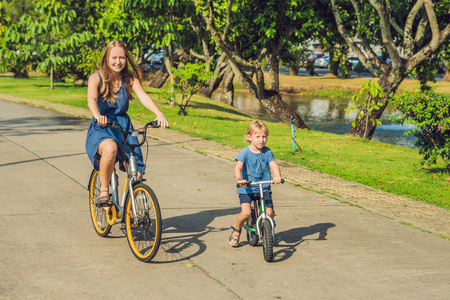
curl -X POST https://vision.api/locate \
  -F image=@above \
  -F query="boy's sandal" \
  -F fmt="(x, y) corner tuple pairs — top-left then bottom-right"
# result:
(228, 226), (241, 247)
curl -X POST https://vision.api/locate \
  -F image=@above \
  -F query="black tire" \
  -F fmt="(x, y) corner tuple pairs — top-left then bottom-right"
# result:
(125, 183), (162, 262)
(88, 169), (112, 237)
(246, 203), (259, 246)
(261, 220), (274, 262)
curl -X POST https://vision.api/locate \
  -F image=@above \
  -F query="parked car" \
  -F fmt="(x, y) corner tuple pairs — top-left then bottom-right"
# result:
(302, 53), (325, 65)
(314, 55), (330, 68)
(144, 52), (164, 70)
(148, 52), (164, 64)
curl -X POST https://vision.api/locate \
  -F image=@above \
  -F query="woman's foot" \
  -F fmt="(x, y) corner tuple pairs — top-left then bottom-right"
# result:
(128, 212), (138, 229)
(97, 190), (110, 206)
(228, 226), (241, 247)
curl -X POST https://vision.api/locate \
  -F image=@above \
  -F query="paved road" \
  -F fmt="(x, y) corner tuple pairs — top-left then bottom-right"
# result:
(1, 100), (449, 299)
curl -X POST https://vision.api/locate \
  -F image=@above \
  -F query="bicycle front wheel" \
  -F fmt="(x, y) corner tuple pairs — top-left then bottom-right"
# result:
(88, 170), (112, 237)
(125, 183), (162, 262)
(261, 220), (274, 262)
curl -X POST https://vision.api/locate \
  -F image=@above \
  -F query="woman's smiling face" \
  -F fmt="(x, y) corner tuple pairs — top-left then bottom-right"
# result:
(108, 47), (126, 74)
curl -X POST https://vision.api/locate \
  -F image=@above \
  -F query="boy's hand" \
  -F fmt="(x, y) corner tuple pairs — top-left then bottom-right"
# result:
(273, 176), (282, 185)
(237, 179), (248, 188)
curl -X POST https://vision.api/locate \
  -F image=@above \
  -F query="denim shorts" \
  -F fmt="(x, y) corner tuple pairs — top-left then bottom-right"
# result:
(239, 192), (273, 209)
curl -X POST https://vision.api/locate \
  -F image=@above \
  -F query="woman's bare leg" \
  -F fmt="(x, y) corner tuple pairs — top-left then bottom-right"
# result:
(98, 139), (118, 197)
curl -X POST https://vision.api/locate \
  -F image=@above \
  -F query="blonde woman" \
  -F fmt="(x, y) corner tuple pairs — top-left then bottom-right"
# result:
(85, 40), (168, 206)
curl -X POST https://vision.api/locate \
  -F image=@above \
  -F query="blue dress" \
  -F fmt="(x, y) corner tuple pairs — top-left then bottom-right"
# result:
(85, 73), (145, 174)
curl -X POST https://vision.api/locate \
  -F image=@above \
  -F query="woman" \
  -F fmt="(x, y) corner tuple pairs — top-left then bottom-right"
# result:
(85, 40), (168, 206)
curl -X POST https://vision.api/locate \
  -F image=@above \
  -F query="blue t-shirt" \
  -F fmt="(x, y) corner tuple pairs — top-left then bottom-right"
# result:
(235, 146), (275, 194)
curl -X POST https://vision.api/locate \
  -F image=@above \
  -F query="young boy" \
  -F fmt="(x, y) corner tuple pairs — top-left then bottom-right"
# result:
(229, 120), (282, 247)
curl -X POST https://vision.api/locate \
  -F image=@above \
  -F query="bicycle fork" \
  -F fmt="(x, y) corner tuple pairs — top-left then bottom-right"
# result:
(255, 214), (276, 243)
(126, 154), (140, 227)
(255, 183), (276, 243)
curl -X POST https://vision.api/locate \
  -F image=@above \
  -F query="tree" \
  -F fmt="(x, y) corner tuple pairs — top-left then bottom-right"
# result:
(3, 0), (95, 86)
(193, 0), (309, 128)
(281, 43), (309, 76)
(189, 15), (229, 98)
(159, 62), (214, 115)
(330, 0), (450, 138)
(0, 0), (37, 78)
(124, 0), (197, 89)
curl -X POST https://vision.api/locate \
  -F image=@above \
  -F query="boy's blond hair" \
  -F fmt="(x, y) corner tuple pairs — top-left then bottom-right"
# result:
(245, 121), (269, 143)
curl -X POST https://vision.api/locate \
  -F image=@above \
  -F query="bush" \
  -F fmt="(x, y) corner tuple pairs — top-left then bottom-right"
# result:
(389, 90), (450, 166)
(159, 63), (214, 115)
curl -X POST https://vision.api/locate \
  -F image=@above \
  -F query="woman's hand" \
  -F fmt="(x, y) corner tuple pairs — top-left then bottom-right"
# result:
(95, 115), (108, 127)
(154, 114), (169, 129)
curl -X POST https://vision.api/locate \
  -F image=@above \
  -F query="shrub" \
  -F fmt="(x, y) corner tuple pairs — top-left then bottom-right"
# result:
(345, 79), (384, 138)
(159, 63), (214, 115)
(389, 90), (450, 166)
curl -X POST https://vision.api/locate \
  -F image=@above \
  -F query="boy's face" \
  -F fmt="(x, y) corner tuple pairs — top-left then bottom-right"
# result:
(247, 130), (268, 151)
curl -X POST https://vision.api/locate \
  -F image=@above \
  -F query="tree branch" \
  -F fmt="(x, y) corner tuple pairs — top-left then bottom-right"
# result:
(386, 0), (404, 36)
(331, 0), (382, 76)
(403, 0), (424, 58)
(369, 0), (401, 70)
(414, 13), (429, 48)
(193, 0), (257, 95)
(424, 0), (440, 50)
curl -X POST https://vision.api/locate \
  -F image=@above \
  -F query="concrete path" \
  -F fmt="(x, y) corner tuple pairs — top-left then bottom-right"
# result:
(0, 100), (449, 299)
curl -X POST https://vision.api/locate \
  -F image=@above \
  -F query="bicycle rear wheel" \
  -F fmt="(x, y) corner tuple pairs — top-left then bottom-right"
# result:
(125, 183), (162, 262)
(246, 202), (259, 246)
(88, 169), (112, 237)
(261, 220), (274, 262)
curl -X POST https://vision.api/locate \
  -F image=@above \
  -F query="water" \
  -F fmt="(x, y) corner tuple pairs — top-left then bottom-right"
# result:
(213, 90), (417, 148)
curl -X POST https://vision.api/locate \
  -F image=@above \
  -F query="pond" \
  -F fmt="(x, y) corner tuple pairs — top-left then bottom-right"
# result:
(213, 90), (417, 148)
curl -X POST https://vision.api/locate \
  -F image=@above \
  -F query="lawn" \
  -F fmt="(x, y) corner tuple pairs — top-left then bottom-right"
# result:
(1, 73), (449, 210)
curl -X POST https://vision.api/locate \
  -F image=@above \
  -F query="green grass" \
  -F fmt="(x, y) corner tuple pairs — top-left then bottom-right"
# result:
(1, 74), (449, 210)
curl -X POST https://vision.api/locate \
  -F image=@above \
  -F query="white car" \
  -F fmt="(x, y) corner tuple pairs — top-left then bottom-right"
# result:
(314, 55), (330, 68)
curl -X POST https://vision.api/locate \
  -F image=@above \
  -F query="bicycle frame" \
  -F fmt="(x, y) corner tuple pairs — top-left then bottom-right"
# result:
(245, 180), (277, 243)
(89, 119), (165, 262)
(95, 119), (158, 227)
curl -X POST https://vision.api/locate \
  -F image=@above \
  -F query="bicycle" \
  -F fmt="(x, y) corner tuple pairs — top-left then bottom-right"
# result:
(88, 119), (163, 262)
(238, 179), (284, 262)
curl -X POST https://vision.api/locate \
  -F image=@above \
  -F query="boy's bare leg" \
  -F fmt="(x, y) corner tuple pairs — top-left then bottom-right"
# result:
(229, 203), (251, 246)
(266, 207), (274, 219)
(235, 203), (251, 231)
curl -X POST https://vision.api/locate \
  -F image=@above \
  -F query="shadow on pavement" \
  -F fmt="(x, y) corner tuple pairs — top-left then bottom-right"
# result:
(153, 207), (239, 263)
(0, 116), (89, 135)
(0, 152), (86, 167)
(272, 223), (336, 262)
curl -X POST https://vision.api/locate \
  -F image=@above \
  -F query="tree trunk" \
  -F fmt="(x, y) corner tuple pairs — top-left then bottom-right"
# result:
(261, 90), (308, 129)
(50, 64), (54, 90)
(220, 64), (235, 105)
(148, 64), (170, 88)
(349, 74), (404, 138)
(444, 66), (450, 81)
(268, 56), (280, 92)
(200, 75), (224, 98)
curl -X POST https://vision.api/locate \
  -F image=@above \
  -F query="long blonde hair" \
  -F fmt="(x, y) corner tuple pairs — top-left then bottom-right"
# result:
(99, 40), (142, 104)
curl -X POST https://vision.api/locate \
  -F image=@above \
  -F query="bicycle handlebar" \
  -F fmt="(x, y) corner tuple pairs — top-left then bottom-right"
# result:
(94, 119), (161, 148)
(236, 179), (284, 188)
